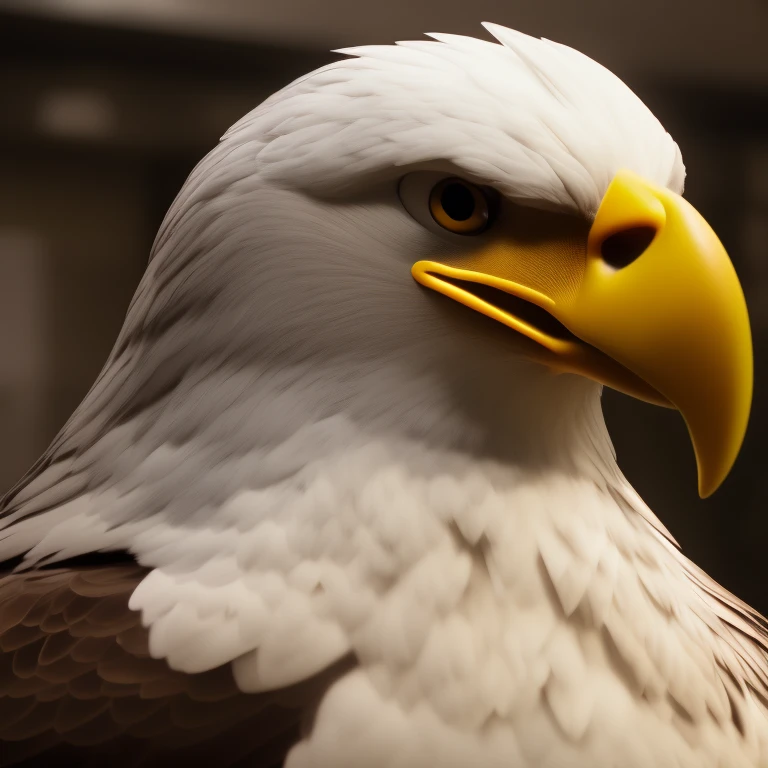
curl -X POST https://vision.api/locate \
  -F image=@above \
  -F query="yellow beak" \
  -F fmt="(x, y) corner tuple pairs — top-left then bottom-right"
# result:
(412, 169), (753, 497)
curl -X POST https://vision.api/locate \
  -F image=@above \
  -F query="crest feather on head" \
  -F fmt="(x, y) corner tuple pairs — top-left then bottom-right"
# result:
(224, 22), (685, 217)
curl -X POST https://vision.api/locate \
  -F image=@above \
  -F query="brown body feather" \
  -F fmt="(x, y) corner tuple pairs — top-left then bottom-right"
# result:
(0, 566), (346, 767)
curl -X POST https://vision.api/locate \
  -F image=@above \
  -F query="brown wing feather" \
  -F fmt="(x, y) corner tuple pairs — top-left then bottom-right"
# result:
(0, 566), (351, 767)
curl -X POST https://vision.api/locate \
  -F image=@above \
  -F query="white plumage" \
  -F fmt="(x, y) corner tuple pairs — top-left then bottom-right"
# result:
(233, 23), (684, 214)
(1, 23), (765, 768)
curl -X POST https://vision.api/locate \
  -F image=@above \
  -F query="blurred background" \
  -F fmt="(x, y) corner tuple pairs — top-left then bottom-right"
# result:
(0, 1), (766, 606)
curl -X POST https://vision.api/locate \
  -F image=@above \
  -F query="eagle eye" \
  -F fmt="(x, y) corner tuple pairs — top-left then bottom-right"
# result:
(398, 172), (498, 237)
(429, 178), (492, 235)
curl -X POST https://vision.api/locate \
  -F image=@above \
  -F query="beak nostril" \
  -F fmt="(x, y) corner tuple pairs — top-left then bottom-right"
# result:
(600, 226), (657, 269)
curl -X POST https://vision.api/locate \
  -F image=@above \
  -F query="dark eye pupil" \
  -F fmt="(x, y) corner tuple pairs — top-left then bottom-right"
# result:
(441, 183), (475, 221)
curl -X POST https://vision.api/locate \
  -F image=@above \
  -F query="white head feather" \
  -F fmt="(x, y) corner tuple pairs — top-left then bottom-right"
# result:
(0, 25), (686, 565)
(229, 22), (684, 214)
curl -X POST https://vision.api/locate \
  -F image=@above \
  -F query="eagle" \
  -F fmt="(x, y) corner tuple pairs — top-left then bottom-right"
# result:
(0, 22), (762, 768)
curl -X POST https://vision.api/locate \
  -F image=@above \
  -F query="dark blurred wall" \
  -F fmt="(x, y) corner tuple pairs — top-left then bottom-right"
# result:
(0, 6), (766, 611)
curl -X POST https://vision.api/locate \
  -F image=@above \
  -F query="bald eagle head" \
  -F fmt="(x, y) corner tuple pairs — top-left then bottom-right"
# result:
(0, 24), (751, 572)
(129, 23), (748, 495)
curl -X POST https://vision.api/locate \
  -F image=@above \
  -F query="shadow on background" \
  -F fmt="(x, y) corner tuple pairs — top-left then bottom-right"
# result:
(0, 5), (766, 610)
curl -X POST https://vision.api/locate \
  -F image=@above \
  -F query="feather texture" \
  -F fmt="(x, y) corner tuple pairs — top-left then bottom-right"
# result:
(0, 22), (764, 768)
(0, 565), (351, 767)
(230, 25), (685, 216)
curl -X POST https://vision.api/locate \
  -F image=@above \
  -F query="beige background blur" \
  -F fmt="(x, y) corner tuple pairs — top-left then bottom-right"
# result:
(0, 0), (766, 607)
